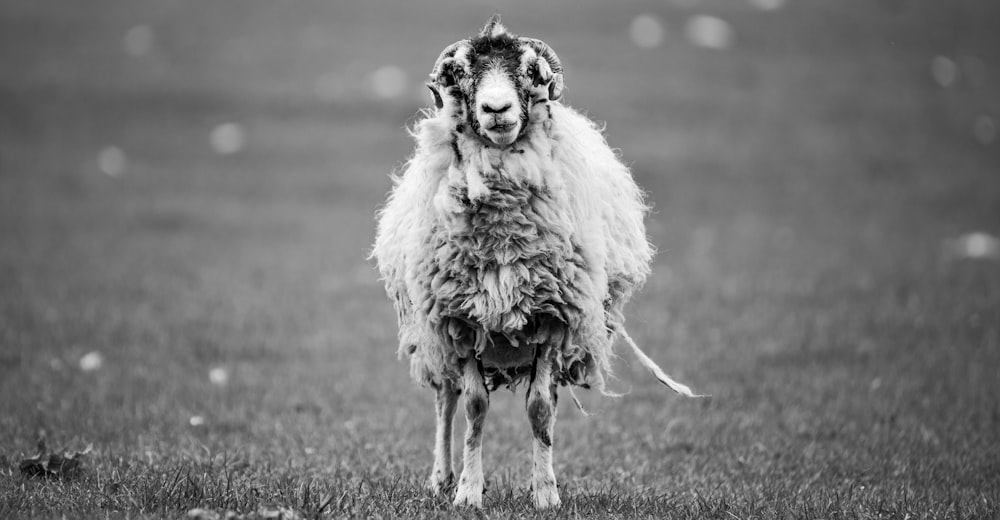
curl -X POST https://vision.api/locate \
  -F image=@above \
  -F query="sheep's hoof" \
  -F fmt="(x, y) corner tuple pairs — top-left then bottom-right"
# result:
(427, 472), (454, 495)
(531, 483), (561, 509)
(453, 481), (484, 508)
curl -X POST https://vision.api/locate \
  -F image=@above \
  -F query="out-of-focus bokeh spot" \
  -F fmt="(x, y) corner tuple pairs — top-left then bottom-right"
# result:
(749, 0), (786, 11)
(974, 115), (996, 145)
(931, 56), (958, 87)
(79, 351), (103, 372)
(97, 146), (127, 177)
(210, 123), (246, 155)
(629, 14), (665, 49)
(371, 65), (408, 100)
(208, 367), (229, 386)
(685, 15), (733, 50)
(947, 232), (1000, 260)
(123, 25), (154, 58)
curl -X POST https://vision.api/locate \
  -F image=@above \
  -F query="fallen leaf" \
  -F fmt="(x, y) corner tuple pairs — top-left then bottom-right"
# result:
(19, 438), (92, 480)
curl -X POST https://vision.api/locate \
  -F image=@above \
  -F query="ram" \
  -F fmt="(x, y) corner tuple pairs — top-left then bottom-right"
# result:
(372, 15), (701, 509)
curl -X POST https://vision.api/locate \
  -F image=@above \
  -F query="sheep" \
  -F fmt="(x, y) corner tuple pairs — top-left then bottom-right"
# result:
(372, 15), (702, 509)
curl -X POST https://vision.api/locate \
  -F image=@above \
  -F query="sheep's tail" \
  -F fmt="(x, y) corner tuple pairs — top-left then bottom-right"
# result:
(618, 328), (709, 398)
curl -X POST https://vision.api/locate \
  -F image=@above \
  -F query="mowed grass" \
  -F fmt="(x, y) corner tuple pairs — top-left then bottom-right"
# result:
(2, 0), (999, 518)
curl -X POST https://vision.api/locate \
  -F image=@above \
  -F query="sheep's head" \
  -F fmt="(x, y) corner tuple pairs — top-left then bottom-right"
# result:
(427, 15), (564, 148)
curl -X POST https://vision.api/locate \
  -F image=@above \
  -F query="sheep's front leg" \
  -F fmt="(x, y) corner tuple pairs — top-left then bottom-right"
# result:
(454, 358), (489, 508)
(428, 379), (459, 494)
(527, 354), (560, 508)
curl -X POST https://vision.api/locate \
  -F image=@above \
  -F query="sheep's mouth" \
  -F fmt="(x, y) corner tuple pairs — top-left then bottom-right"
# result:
(489, 122), (515, 132)
(481, 122), (520, 147)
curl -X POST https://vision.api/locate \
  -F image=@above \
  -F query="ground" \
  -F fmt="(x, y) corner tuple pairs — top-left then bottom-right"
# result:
(1, 1), (999, 518)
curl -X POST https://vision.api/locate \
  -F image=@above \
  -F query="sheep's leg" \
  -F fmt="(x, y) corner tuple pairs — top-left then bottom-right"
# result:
(453, 358), (489, 508)
(527, 354), (560, 508)
(428, 379), (459, 494)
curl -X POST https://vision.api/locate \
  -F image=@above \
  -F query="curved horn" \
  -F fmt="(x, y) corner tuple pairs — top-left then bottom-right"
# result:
(520, 38), (563, 75)
(520, 37), (564, 100)
(430, 40), (468, 81)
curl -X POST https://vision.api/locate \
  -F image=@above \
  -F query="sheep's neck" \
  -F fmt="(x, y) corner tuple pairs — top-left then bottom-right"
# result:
(452, 126), (551, 199)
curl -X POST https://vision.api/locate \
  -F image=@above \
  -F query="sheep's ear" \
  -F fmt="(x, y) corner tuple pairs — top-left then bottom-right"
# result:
(531, 59), (564, 101)
(426, 83), (444, 109)
(520, 37), (564, 101)
(434, 57), (464, 88)
(548, 73), (564, 101)
(532, 58), (552, 87)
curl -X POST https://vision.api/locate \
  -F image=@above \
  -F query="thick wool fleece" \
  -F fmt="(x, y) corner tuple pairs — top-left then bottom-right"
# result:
(373, 97), (653, 392)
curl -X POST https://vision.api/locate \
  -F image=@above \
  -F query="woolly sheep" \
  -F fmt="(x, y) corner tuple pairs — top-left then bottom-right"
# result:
(372, 15), (701, 509)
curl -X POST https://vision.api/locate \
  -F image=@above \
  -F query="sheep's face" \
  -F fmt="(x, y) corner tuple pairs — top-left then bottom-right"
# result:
(468, 44), (527, 148)
(427, 16), (564, 149)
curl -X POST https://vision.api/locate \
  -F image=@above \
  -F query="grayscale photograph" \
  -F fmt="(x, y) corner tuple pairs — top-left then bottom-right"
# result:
(1, 1), (998, 518)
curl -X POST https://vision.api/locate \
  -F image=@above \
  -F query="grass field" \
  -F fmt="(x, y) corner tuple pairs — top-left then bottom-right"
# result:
(2, 1), (999, 518)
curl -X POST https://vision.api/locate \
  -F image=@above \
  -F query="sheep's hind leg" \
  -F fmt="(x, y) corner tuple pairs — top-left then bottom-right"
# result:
(527, 353), (560, 508)
(428, 379), (459, 495)
(454, 358), (489, 508)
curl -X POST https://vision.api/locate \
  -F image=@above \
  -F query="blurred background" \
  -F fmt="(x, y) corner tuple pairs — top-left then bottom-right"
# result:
(1, 0), (999, 515)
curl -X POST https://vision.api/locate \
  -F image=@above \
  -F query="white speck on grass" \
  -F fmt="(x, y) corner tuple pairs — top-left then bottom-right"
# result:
(920, 424), (940, 445)
(630, 15), (665, 49)
(186, 509), (216, 520)
(209, 367), (229, 386)
(210, 123), (246, 155)
(931, 56), (957, 87)
(189, 415), (206, 427)
(372, 65), (408, 99)
(685, 16), (733, 50)
(749, 0), (786, 10)
(97, 146), (127, 177)
(259, 507), (304, 520)
(974, 115), (995, 145)
(949, 231), (1000, 260)
(124, 25), (154, 57)
(79, 351), (103, 371)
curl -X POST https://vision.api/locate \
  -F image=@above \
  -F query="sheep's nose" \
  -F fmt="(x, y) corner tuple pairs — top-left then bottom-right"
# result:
(480, 101), (511, 114)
